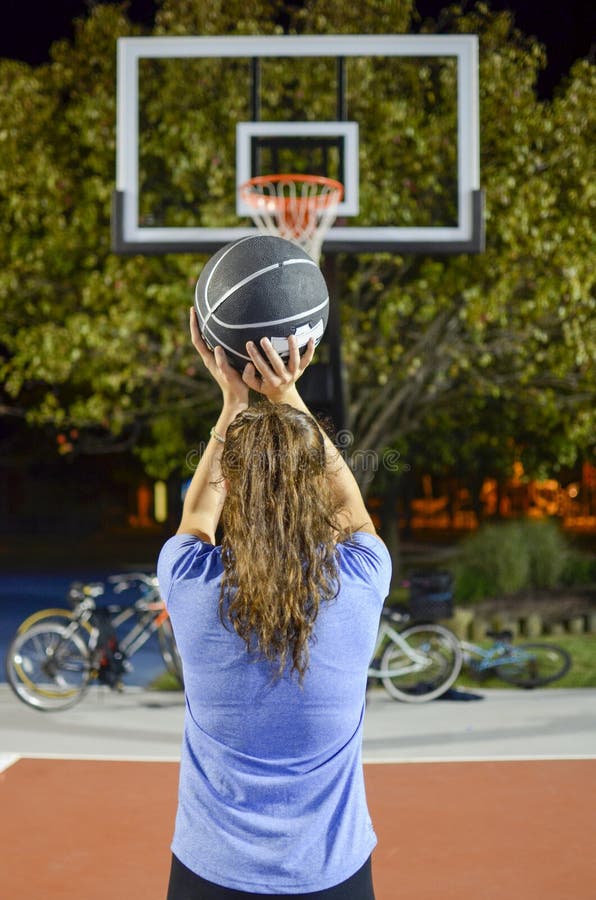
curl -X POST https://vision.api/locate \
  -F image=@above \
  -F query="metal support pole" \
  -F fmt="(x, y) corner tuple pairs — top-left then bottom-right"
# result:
(336, 57), (347, 121)
(321, 255), (347, 433)
(335, 58), (348, 213)
(251, 58), (261, 121)
(251, 58), (261, 177)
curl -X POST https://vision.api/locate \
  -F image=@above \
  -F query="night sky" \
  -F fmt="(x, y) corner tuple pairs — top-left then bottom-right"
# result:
(1, 0), (594, 99)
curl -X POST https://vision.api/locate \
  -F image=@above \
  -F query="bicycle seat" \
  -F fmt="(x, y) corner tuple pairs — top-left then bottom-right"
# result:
(485, 629), (513, 642)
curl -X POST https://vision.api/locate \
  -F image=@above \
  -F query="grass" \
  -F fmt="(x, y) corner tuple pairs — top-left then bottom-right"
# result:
(147, 671), (183, 691)
(456, 633), (596, 689)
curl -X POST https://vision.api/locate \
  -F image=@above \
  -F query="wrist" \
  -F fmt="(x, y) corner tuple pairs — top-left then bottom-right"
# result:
(213, 400), (248, 440)
(221, 397), (249, 416)
(276, 386), (309, 415)
(268, 385), (301, 405)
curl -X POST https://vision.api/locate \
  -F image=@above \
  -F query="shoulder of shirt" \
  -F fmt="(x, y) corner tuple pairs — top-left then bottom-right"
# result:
(163, 532), (218, 552)
(341, 529), (387, 548)
(338, 530), (391, 562)
(158, 533), (220, 584)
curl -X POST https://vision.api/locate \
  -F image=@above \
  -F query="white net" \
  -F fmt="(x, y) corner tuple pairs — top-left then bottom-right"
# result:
(239, 174), (343, 262)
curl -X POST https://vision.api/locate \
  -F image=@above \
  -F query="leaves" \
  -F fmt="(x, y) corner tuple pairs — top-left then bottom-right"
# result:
(0, 2), (594, 483)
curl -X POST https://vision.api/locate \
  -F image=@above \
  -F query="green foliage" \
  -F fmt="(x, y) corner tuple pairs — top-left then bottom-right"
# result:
(453, 566), (496, 606)
(560, 551), (596, 586)
(455, 521), (530, 601)
(0, 5), (221, 476)
(0, 1), (594, 484)
(148, 669), (183, 691)
(454, 517), (573, 602)
(523, 519), (569, 588)
(338, 5), (595, 486)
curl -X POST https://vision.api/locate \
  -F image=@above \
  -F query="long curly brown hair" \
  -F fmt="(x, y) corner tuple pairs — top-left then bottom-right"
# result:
(219, 402), (346, 682)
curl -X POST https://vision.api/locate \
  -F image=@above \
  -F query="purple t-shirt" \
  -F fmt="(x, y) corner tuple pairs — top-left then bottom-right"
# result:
(157, 530), (391, 893)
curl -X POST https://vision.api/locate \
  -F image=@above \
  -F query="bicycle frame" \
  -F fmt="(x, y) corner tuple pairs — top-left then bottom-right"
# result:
(460, 639), (530, 673)
(368, 619), (432, 680)
(107, 602), (169, 659)
(68, 573), (170, 661)
(42, 594), (171, 668)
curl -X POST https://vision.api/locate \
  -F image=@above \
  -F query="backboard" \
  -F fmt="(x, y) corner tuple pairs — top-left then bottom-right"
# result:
(113, 34), (483, 255)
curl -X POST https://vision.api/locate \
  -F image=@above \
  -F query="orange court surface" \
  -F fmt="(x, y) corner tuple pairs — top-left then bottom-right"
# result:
(1, 754), (595, 899)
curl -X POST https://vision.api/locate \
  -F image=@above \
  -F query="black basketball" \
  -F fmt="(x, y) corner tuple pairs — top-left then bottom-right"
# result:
(194, 235), (329, 371)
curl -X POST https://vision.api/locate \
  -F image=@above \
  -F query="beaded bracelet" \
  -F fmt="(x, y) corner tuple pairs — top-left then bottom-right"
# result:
(210, 427), (226, 445)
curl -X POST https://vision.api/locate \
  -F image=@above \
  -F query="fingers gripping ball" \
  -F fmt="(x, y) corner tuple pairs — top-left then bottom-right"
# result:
(194, 235), (329, 371)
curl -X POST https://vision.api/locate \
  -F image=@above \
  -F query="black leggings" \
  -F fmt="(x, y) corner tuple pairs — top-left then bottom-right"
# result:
(166, 854), (375, 900)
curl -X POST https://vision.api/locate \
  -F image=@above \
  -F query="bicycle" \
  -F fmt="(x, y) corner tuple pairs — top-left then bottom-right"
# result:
(367, 606), (463, 703)
(460, 629), (572, 688)
(5, 572), (183, 712)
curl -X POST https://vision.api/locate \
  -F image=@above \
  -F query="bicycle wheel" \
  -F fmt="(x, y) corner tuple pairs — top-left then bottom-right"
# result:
(381, 624), (463, 703)
(157, 619), (184, 687)
(14, 607), (90, 635)
(5, 621), (93, 711)
(496, 642), (571, 688)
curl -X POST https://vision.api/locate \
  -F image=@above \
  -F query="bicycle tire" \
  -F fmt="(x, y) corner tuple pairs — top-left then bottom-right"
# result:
(157, 619), (184, 687)
(381, 623), (463, 703)
(14, 607), (93, 639)
(496, 642), (571, 688)
(5, 621), (93, 711)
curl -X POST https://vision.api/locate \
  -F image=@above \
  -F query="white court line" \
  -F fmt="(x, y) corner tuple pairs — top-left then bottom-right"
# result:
(4, 751), (595, 766)
(363, 753), (596, 764)
(3, 752), (180, 764)
(0, 753), (21, 774)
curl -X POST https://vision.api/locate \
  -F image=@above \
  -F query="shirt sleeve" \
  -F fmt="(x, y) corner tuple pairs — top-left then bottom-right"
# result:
(157, 533), (216, 607)
(338, 531), (392, 598)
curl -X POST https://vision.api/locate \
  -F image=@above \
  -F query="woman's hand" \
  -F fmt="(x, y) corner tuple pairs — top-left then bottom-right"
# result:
(243, 335), (315, 402)
(190, 307), (249, 410)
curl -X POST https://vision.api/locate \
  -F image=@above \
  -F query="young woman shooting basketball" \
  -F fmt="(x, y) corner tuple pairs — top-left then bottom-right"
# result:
(158, 308), (391, 899)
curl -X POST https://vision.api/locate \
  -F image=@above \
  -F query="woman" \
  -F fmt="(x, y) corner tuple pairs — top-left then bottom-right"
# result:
(158, 309), (392, 899)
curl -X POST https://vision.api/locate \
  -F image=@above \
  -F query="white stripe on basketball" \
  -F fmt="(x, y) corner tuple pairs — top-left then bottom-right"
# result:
(210, 296), (328, 330)
(200, 254), (317, 331)
(203, 235), (261, 314)
(201, 263), (279, 329)
(201, 318), (323, 364)
(201, 319), (252, 362)
(207, 263), (278, 313)
(195, 235), (261, 327)
(281, 258), (319, 268)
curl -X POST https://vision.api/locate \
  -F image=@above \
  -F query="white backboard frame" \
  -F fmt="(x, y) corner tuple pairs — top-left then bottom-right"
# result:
(113, 34), (482, 254)
(236, 121), (360, 217)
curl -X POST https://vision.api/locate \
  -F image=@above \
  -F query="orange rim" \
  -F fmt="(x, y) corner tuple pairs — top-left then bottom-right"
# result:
(240, 174), (344, 212)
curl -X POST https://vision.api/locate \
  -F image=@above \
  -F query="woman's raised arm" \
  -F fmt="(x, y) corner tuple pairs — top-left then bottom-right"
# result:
(176, 309), (249, 543)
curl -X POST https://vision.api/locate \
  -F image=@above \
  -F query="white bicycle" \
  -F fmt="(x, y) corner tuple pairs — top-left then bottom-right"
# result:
(368, 607), (462, 703)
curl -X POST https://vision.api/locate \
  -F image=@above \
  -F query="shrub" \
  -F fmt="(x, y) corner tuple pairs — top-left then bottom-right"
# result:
(560, 551), (596, 586)
(453, 566), (495, 605)
(454, 518), (571, 603)
(523, 519), (569, 588)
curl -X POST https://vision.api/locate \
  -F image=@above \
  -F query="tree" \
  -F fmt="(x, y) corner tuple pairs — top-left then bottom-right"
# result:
(1, 0), (594, 490)
(0, 5), (220, 477)
(336, 4), (594, 490)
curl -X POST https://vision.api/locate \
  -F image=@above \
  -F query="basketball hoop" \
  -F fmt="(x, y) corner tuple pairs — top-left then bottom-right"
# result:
(239, 174), (343, 262)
